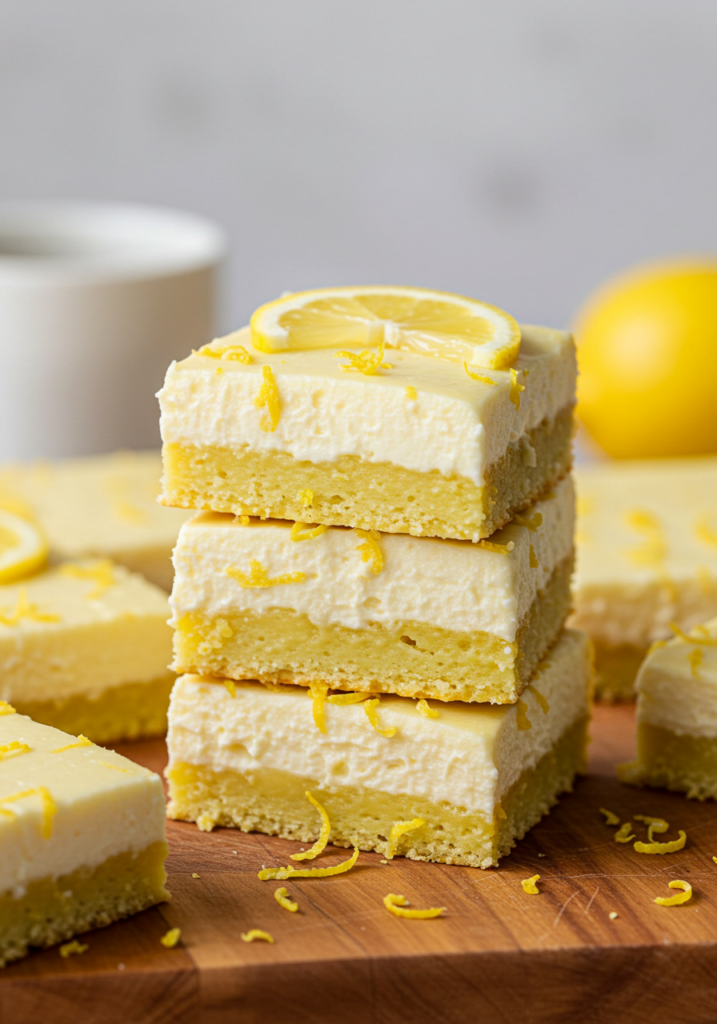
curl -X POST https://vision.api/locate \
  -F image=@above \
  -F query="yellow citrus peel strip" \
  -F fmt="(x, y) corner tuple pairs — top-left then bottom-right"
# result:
(654, 880), (692, 906)
(224, 680), (237, 698)
(308, 681), (328, 734)
(60, 560), (116, 600)
(670, 622), (717, 646)
(258, 846), (359, 881)
(387, 818), (425, 859)
(531, 687), (549, 714)
(59, 940), (88, 957)
(475, 540), (514, 554)
(509, 368), (526, 408)
(0, 701), (15, 715)
(521, 875), (540, 895)
(227, 559), (306, 588)
(364, 698), (397, 738)
(415, 698), (439, 719)
(383, 893), (445, 919)
(0, 786), (56, 838)
(274, 887), (298, 913)
(516, 699), (531, 731)
(241, 929), (274, 943)
(299, 489), (313, 507)
(405, 386), (417, 399)
(194, 341), (252, 363)
(463, 362), (496, 385)
(634, 831), (686, 854)
(327, 691), (371, 705)
(515, 512), (543, 532)
(160, 928), (181, 948)
(52, 735), (93, 754)
(0, 741), (29, 760)
(290, 521), (328, 542)
(600, 808), (620, 827)
(290, 791), (331, 862)
(0, 589), (60, 626)
(254, 365), (281, 432)
(615, 822), (635, 843)
(336, 340), (392, 375)
(354, 529), (383, 574)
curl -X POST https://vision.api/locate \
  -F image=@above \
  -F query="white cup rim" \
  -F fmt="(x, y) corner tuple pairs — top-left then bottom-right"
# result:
(0, 201), (226, 284)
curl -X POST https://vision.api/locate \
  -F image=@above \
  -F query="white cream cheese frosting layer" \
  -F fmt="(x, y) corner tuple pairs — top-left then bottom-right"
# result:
(0, 562), (173, 704)
(573, 457), (717, 647)
(158, 325), (575, 487)
(636, 616), (717, 738)
(170, 476), (574, 640)
(0, 712), (166, 898)
(167, 629), (590, 819)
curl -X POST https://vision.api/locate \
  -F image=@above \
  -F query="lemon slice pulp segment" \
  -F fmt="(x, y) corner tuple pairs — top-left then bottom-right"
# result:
(251, 286), (521, 370)
(0, 509), (48, 584)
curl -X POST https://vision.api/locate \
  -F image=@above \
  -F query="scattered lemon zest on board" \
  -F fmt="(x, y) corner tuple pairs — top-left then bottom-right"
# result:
(688, 648), (703, 678)
(364, 698), (397, 737)
(521, 875), (540, 894)
(416, 699), (439, 719)
(160, 928), (181, 948)
(290, 792), (331, 861)
(308, 681), (328, 734)
(59, 560), (116, 600)
(299, 489), (313, 507)
(0, 741), (30, 760)
(227, 559), (307, 588)
(52, 734), (93, 754)
(387, 818), (425, 859)
(354, 529), (383, 574)
(655, 880), (692, 906)
(241, 929), (275, 943)
(383, 893), (445, 919)
(224, 680), (237, 698)
(615, 823), (635, 843)
(194, 342), (252, 363)
(336, 340), (392, 375)
(463, 362), (496, 385)
(515, 512), (543, 532)
(713, 856), (717, 866)
(405, 386), (418, 399)
(0, 589), (60, 626)
(327, 691), (371, 705)
(516, 699), (531, 731)
(634, 815), (669, 840)
(475, 540), (515, 554)
(192, 873), (200, 879)
(509, 368), (525, 408)
(600, 808), (620, 827)
(274, 887), (299, 912)
(59, 940), (88, 957)
(258, 847), (359, 881)
(634, 831), (687, 854)
(609, 911), (618, 920)
(0, 786), (56, 838)
(254, 365), (281, 432)
(670, 622), (717, 646)
(531, 687), (549, 714)
(0, 701), (15, 715)
(290, 521), (328, 542)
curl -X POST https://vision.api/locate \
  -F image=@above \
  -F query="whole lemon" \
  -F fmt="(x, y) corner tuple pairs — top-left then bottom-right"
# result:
(575, 260), (717, 457)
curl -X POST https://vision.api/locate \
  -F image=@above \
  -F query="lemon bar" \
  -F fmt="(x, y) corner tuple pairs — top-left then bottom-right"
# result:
(0, 707), (168, 968)
(158, 325), (575, 541)
(0, 451), (191, 591)
(0, 561), (173, 742)
(166, 628), (591, 868)
(571, 457), (717, 701)
(170, 476), (575, 704)
(619, 617), (717, 799)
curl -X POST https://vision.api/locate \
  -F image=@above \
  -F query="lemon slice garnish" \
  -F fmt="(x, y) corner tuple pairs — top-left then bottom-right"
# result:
(0, 509), (48, 584)
(250, 286), (521, 370)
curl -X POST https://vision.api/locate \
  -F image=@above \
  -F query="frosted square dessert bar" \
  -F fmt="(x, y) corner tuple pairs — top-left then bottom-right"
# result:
(0, 561), (174, 742)
(166, 629), (591, 868)
(619, 616), (717, 799)
(159, 324), (576, 541)
(0, 451), (191, 592)
(571, 457), (717, 701)
(170, 476), (575, 704)
(0, 708), (168, 968)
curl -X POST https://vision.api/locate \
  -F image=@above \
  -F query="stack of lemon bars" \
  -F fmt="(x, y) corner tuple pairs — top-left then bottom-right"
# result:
(160, 286), (592, 868)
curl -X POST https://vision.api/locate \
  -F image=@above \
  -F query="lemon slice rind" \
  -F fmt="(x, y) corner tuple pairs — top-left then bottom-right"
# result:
(250, 286), (521, 370)
(0, 510), (48, 584)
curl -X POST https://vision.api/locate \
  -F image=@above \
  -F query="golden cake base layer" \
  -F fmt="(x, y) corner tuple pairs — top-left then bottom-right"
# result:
(619, 722), (717, 800)
(591, 642), (645, 703)
(166, 716), (588, 868)
(161, 406), (573, 541)
(0, 841), (169, 968)
(13, 675), (175, 744)
(172, 555), (573, 704)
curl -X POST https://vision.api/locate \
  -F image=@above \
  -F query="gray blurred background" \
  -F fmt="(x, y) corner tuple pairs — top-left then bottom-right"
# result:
(2, 0), (716, 331)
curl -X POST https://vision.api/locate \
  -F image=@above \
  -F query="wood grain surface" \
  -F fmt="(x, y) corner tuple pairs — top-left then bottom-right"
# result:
(4, 704), (717, 1024)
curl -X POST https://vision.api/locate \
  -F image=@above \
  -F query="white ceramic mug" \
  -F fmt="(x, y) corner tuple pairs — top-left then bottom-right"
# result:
(0, 202), (225, 460)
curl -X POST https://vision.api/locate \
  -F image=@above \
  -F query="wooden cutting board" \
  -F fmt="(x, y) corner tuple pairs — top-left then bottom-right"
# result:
(3, 704), (717, 1024)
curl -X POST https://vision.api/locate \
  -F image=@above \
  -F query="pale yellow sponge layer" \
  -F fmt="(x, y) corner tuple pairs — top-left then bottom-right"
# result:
(0, 841), (169, 969)
(172, 555), (573, 704)
(13, 675), (175, 744)
(167, 717), (588, 868)
(160, 406), (573, 541)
